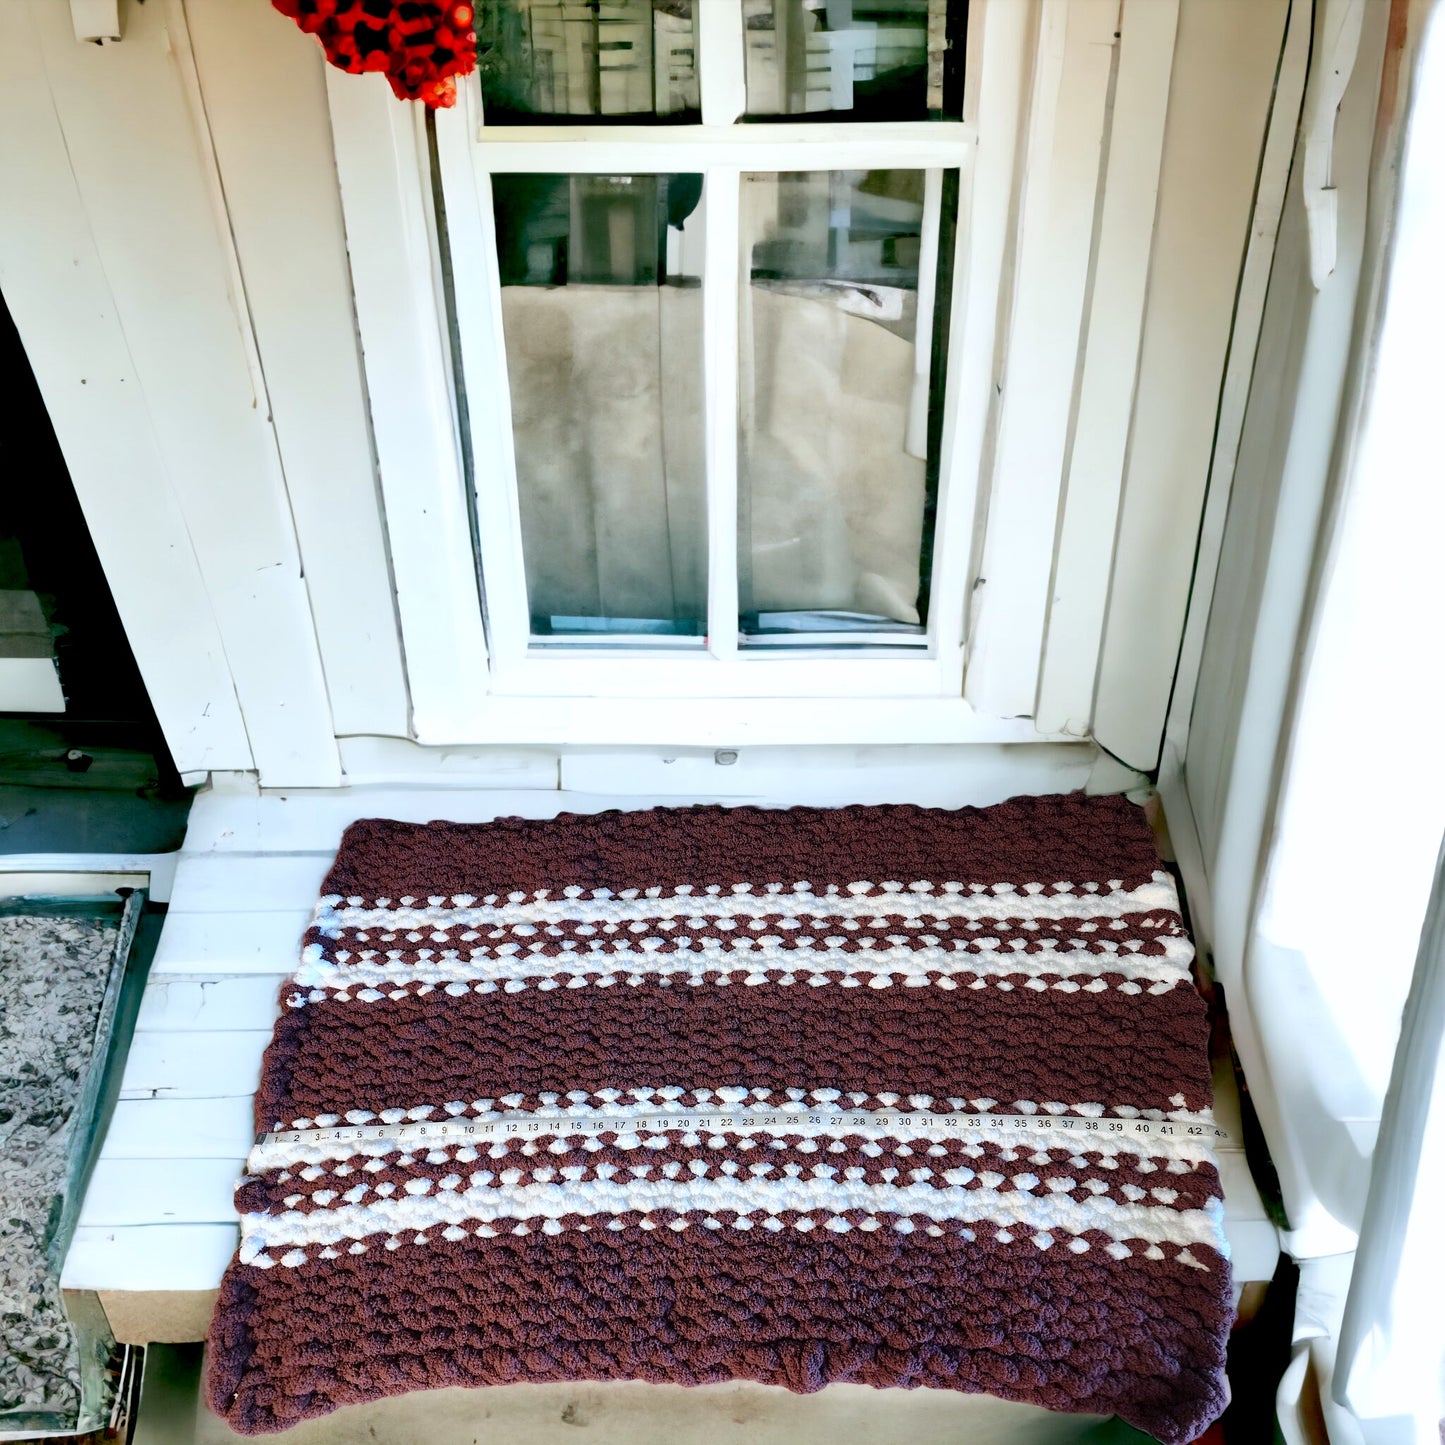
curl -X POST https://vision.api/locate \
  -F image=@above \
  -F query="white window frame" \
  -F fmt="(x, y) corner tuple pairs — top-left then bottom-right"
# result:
(327, 1), (1047, 745)
(446, 1), (1013, 701)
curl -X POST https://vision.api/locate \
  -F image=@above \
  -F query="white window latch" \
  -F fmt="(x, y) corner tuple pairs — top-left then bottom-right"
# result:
(70, 0), (122, 45)
(1302, 0), (1366, 290)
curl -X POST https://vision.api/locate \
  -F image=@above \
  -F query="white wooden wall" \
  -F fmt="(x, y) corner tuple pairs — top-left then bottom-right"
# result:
(0, 5), (253, 778)
(1162, 0), (1408, 1267)
(182, 1), (411, 742)
(0, 0), (1296, 788)
(0, 0), (346, 786)
(1153, 6), (1445, 1434)
(965, 0), (1292, 772)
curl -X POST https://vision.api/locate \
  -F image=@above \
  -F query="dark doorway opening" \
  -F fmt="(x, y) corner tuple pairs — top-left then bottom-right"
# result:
(0, 290), (191, 853)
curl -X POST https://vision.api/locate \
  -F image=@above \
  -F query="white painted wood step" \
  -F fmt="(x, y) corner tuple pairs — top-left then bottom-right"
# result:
(103, 1097), (256, 1159)
(135, 974), (289, 1029)
(79, 1157), (240, 1228)
(168, 854), (331, 913)
(119, 1031), (270, 1101)
(151, 912), (309, 975)
(70, 782), (1280, 1297)
(61, 1224), (239, 1293)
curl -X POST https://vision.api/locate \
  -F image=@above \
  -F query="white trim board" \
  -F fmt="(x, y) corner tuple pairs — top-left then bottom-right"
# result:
(326, 68), (492, 745)
(1159, 0), (1311, 781)
(363, 696), (1065, 748)
(1091, 0), (1293, 770)
(1034, 0), (1180, 737)
(964, 0), (1119, 719)
(0, 854), (177, 904)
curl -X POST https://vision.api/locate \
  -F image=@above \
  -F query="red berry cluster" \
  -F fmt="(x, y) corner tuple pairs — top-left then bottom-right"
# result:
(272, 0), (477, 108)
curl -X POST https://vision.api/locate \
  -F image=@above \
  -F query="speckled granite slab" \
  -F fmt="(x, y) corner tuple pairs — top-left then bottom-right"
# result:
(0, 908), (120, 1428)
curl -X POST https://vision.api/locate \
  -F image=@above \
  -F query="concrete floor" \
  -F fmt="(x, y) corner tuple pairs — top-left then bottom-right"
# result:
(0, 719), (190, 857)
(193, 1377), (1122, 1445)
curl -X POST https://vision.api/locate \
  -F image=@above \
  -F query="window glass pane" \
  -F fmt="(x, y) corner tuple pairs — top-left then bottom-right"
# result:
(737, 168), (955, 642)
(476, 2), (700, 123)
(742, 1), (964, 122)
(492, 173), (706, 639)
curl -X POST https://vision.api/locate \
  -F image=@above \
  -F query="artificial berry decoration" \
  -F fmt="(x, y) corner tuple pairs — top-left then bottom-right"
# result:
(272, 0), (478, 108)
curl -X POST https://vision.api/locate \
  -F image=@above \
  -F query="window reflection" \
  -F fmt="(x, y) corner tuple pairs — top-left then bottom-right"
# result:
(738, 168), (954, 641)
(492, 174), (707, 638)
(742, 0), (962, 122)
(477, 1), (700, 123)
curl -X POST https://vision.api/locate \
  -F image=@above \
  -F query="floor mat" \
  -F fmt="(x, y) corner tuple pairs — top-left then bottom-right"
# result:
(207, 795), (1233, 1441)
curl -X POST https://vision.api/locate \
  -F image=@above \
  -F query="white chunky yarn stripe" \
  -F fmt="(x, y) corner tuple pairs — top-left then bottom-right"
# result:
(313, 872), (1184, 934)
(239, 1176), (1228, 1263)
(292, 938), (1192, 998)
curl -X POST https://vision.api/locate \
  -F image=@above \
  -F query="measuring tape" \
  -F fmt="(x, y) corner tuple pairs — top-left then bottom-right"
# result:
(260, 1109), (1237, 1151)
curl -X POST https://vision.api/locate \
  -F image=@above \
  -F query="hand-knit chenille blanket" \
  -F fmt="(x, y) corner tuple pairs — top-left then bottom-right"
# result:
(207, 795), (1231, 1440)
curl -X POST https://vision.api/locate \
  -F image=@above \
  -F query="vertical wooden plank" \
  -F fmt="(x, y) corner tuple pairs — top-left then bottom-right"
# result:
(962, 0), (1118, 719)
(1161, 0), (1311, 775)
(1091, 0), (1291, 769)
(698, 2), (747, 127)
(1157, 0), (1309, 928)
(704, 168), (742, 660)
(183, 0), (410, 740)
(1183, 195), (1313, 916)
(926, 0), (1034, 694)
(433, 94), (532, 677)
(23, 0), (340, 786)
(1034, 0), (1179, 736)
(326, 68), (494, 742)
(0, 8), (253, 778)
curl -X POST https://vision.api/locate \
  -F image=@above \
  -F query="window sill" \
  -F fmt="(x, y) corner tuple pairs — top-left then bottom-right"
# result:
(411, 694), (1069, 748)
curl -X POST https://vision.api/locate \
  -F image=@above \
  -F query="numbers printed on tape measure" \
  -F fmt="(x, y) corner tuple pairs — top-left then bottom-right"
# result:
(262, 1109), (1235, 1150)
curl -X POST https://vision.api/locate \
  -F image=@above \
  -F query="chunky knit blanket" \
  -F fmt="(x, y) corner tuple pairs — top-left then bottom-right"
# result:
(207, 796), (1231, 1439)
